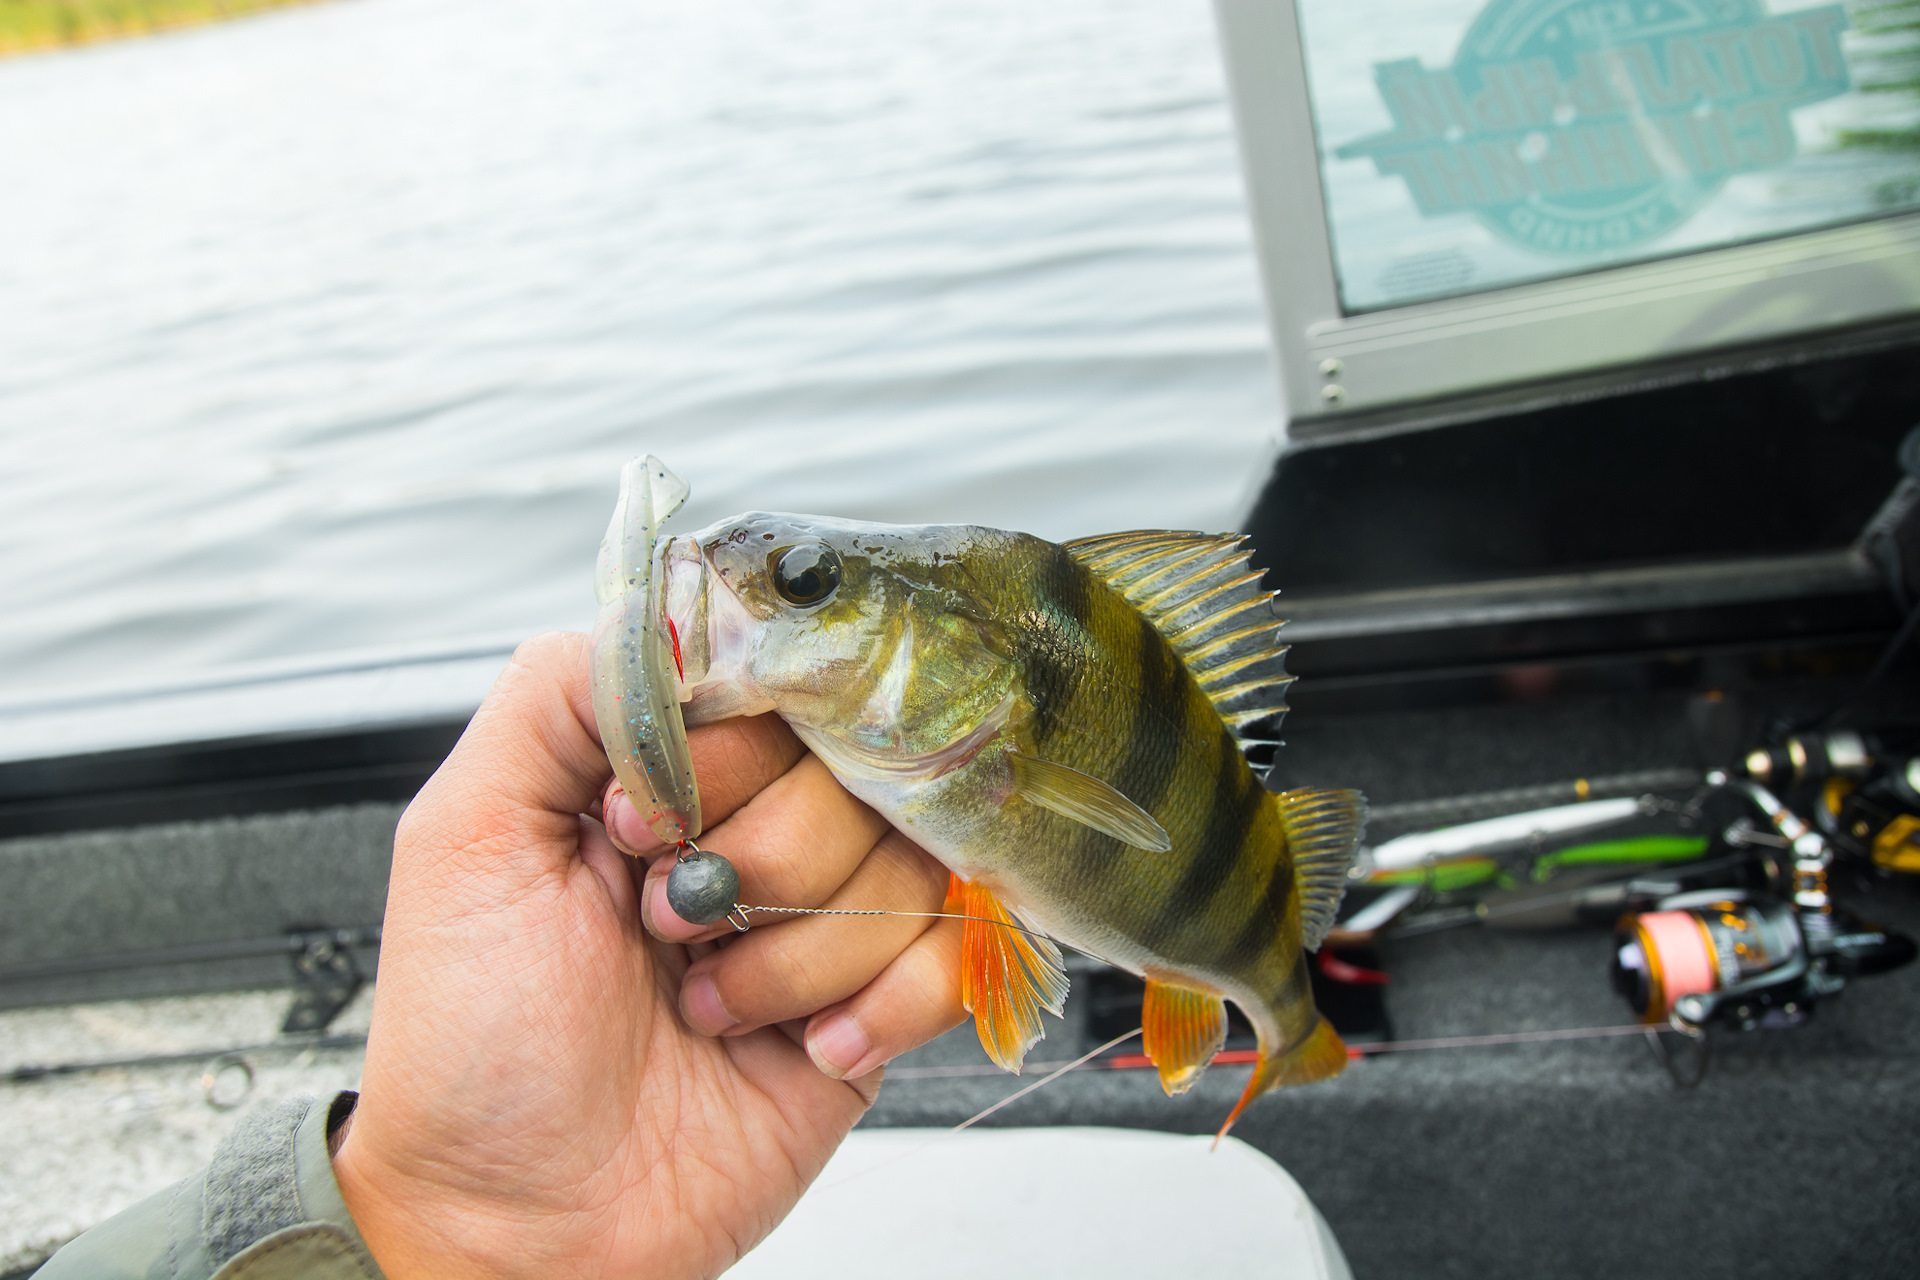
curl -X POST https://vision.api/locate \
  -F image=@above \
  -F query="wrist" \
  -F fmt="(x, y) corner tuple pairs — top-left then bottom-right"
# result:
(331, 1109), (519, 1280)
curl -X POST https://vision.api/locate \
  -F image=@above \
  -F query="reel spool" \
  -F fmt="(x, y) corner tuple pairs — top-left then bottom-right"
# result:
(1611, 897), (1807, 1031)
(1612, 893), (1915, 1047)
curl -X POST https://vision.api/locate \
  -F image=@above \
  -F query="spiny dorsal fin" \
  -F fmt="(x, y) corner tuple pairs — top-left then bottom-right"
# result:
(1062, 531), (1293, 778)
(1277, 788), (1367, 952)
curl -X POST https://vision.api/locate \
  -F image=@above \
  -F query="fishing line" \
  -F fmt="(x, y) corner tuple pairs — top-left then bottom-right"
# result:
(1342, 1022), (1658, 1055)
(691, 794), (1740, 948)
(886, 1020), (1663, 1080)
(945, 1027), (1144, 1132)
(679, 843), (1670, 1173)
(668, 838), (1098, 953)
(729, 903), (1088, 952)
(816, 1027), (1143, 1193)
(821, 1019), (1659, 1191)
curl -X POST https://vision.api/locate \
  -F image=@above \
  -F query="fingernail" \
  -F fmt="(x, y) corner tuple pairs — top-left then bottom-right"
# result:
(681, 972), (738, 1037)
(807, 1012), (872, 1081)
(604, 788), (664, 857)
(645, 874), (706, 943)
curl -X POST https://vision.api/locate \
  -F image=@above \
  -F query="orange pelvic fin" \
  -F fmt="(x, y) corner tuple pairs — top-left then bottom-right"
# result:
(946, 874), (1069, 1073)
(1215, 1016), (1349, 1146)
(1141, 979), (1228, 1096)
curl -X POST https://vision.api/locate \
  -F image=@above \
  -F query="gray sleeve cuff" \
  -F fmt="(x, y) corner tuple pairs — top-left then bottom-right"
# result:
(36, 1091), (388, 1280)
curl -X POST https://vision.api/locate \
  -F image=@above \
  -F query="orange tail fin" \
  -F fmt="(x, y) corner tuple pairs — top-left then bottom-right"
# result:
(1215, 1016), (1349, 1146)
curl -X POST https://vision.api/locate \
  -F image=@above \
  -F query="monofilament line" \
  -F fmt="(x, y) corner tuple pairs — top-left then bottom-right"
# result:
(1352, 1023), (1657, 1054)
(816, 1027), (1144, 1194)
(733, 903), (1067, 947)
(884, 1019), (1668, 1079)
(812, 1020), (1662, 1191)
(947, 1027), (1144, 1135)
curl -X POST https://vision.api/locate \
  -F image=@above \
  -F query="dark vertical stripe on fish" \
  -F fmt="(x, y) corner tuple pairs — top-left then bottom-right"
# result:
(1024, 545), (1094, 749)
(1109, 613), (1183, 820)
(1058, 609), (1187, 941)
(1222, 837), (1293, 970)
(1156, 731), (1259, 944)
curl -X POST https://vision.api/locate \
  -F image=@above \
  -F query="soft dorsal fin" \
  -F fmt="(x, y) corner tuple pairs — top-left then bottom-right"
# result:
(1063, 531), (1293, 778)
(1276, 788), (1367, 951)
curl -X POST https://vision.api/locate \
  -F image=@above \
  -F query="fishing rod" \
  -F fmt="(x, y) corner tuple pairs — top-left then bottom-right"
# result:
(0, 925), (381, 1037)
(18, 760), (1909, 1112)
(0, 925), (382, 984)
(4, 1033), (368, 1083)
(1364, 767), (1702, 829)
(5, 1032), (369, 1110)
(1381, 850), (1757, 938)
(1356, 763), (1920, 1085)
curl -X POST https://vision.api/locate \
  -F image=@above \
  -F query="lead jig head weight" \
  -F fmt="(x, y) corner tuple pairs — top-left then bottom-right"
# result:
(666, 842), (742, 926)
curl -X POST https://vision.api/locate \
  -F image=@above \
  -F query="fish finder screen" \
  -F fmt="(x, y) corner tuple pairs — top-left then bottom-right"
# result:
(1295, 0), (1920, 312)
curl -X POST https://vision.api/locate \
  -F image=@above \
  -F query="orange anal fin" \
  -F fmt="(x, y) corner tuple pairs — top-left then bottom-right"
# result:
(1215, 1016), (1348, 1147)
(1141, 978), (1228, 1096)
(943, 871), (966, 915)
(946, 874), (1068, 1074)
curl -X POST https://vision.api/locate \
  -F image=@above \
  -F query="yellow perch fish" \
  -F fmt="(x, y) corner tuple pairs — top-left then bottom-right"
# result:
(593, 459), (1365, 1135)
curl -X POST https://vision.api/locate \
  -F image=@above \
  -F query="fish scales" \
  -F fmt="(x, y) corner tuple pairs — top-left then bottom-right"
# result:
(595, 461), (1362, 1137)
(999, 543), (1297, 1011)
(983, 544), (1244, 939)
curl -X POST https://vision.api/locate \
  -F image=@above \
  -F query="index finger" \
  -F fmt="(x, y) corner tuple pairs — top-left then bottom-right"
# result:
(601, 713), (806, 856)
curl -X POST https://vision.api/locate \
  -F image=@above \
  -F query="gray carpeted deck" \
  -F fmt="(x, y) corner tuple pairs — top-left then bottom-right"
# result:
(5, 685), (1916, 1278)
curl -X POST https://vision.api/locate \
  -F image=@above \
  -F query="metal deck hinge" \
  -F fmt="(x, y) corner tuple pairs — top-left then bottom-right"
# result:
(282, 929), (367, 1034)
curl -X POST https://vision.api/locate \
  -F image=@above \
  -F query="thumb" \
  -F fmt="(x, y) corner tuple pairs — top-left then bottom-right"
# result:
(396, 631), (614, 881)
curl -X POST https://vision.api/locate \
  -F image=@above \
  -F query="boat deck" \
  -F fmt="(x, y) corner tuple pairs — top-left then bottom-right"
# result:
(5, 685), (1917, 1278)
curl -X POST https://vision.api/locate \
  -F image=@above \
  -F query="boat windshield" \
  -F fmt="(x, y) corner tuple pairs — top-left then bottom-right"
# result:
(1296, 0), (1920, 311)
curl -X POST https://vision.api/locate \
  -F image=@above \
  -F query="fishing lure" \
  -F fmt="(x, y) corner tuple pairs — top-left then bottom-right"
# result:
(590, 457), (1365, 1135)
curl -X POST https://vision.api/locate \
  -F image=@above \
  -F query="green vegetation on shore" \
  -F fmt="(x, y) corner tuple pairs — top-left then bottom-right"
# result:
(0, 0), (326, 55)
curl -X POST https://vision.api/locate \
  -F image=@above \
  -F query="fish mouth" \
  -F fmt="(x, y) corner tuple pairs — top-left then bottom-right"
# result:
(657, 535), (709, 693)
(659, 533), (775, 727)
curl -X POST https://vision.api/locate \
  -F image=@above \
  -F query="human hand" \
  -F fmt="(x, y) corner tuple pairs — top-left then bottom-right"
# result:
(331, 632), (964, 1279)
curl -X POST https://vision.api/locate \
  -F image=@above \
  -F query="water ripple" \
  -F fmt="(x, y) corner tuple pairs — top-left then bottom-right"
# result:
(0, 0), (1279, 695)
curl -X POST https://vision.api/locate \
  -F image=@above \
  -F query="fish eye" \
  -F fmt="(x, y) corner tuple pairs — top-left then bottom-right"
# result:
(771, 543), (842, 608)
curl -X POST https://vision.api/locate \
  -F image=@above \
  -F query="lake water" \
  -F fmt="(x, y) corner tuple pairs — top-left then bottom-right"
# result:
(0, 0), (1279, 701)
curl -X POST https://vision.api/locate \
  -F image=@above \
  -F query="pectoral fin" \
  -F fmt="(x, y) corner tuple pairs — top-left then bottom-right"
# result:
(1009, 752), (1171, 852)
(1141, 978), (1228, 1096)
(946, 874), (1070, 1072)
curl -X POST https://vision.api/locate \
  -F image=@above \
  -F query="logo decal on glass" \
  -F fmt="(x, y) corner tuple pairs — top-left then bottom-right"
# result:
(1337, 0), (1851, 256)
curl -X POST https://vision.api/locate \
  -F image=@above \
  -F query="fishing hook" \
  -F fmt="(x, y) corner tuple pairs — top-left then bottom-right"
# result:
(667, 839), (1079, 948)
